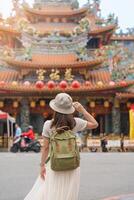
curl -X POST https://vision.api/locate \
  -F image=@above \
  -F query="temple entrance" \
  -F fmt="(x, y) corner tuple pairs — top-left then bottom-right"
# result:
(87, 37), (100, 48)
(121, 112), (129, 135)
(92, 113), (113, 136)
(92, 114), (105, 136)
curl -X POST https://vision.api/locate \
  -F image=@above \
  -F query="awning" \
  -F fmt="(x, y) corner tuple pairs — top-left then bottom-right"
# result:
(0, 110), (16, 144)
(0, 111), (8, 119)
(0, 110), (15, 122)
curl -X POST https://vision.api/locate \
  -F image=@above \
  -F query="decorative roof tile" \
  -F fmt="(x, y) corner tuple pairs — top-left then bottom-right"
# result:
(0, 71), (19, 82)
(0, 25), (20, 35)
(89, 70), (110, 85)
(116, 92), (134, 99)
(111, 35), (134, 41)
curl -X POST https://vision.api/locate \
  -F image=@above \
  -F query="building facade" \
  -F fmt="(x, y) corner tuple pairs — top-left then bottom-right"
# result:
(0, 0), (134, 149)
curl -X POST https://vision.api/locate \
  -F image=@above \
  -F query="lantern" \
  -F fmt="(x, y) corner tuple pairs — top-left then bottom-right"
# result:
(0, 81), (5, 87)
(109, 81), (115, 86)
(97, 81), (103, 86)
(35, 81), (44, 89)
(120, 80), (127, 87)
(114, 99), (120, 108)
(71, 81), (80, 89)
(47, 81), (55, 89)
(24, 81), (30, 87)
(12, 81), (18, 86)
(85, 81), (92, 87)
(30, 101), (36, 108)
(59, 81), (68, 90)
(13, 101), (19, 108)
(90, 101), (95, 108)
(43, 112), (49, 118)
(127, 102), (131, 108)
(40, 100), (46, 107)
(104, 100), (109, 108)
(0, 101), (4, 108)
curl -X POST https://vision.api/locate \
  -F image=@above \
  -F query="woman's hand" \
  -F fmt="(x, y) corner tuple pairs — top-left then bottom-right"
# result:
(40, 165), (46, 180)
(73, 102), (85, 113)
(73, 102), (98, 129)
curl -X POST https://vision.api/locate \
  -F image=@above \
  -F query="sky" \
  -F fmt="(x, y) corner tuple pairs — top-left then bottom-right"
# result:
(0, 0), (133, 31)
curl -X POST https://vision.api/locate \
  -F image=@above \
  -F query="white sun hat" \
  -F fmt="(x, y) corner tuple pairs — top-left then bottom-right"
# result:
(49, 93), (75, 114)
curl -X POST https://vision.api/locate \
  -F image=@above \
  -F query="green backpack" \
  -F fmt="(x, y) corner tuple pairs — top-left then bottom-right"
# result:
(48, 128), (80, 171)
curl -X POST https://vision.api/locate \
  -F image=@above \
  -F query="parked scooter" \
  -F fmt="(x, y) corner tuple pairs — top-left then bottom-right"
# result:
(10, 135), (41, 153)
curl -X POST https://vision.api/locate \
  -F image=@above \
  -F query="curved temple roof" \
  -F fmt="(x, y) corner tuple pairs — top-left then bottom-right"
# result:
(24, 6), (88, 18)
(0, 23), (116, 40)
(5, 54), (104, 70)
(89, 25), (116, 36)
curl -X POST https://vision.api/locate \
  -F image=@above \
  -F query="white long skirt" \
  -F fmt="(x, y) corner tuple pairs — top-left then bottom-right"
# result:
(24, 163), (80, 200)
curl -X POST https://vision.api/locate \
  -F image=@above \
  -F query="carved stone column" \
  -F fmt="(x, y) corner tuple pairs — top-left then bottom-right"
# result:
(20, 98), (30, 132)
(112, 99), (121, 134)
(105, 114), (109, 134)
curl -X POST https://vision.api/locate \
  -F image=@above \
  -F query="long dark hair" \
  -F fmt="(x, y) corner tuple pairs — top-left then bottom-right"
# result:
(51, 112), (76, 131)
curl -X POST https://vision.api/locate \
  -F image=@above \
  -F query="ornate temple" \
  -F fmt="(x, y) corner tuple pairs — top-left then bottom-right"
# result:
(0, 0), (134, 148)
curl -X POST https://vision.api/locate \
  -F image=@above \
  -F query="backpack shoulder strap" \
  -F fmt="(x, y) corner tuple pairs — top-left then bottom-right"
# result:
(56, 126), (70, 131)
(45, 156), (50, 164)
(51, 126), (70, 138)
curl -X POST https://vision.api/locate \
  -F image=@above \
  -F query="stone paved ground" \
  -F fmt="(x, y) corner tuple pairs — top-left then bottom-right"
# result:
(0, 153), (134, 200)
(103, 193), (134, 200)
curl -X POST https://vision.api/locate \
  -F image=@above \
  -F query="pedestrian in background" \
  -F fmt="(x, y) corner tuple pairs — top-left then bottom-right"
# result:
(120, 135), (126, 152)
(101, 136), (108, 152)
(14, 124), (22, 139)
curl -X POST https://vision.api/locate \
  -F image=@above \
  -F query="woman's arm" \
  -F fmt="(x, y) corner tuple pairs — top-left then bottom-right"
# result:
(40, 137), (49, 180)
(73, 102), (98, 129)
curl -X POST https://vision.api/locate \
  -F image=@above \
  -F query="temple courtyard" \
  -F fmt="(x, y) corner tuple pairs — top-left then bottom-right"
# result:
(0, 152), (134, 200)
